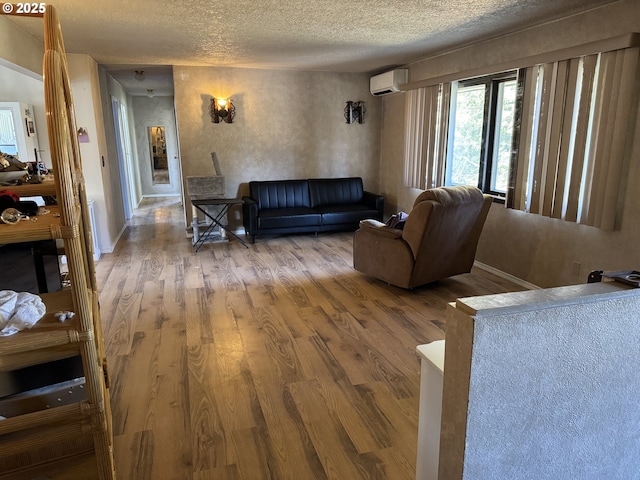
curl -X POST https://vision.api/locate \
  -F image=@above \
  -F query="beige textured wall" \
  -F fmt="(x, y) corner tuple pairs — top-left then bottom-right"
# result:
(380, 0), (640, 288)
(173, 66), (381, 229)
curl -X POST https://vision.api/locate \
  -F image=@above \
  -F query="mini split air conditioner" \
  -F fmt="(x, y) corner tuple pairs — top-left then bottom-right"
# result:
(370, 69), (408, 96)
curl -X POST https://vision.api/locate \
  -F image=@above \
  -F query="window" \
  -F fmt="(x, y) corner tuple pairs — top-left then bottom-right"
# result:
(403, 38), (638, 229)
(445, 72), (518, 198)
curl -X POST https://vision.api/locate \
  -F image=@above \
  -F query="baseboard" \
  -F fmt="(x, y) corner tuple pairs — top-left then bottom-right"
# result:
(142, 193), (181, 198)
(99, 223), (126, 255)
(473, 261), (540, 290)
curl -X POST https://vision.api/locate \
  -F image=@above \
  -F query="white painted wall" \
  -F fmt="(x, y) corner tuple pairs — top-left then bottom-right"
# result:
(67, 54), (117, 255)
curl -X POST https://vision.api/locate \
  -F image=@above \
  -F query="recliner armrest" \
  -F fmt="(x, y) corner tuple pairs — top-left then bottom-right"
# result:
(358, 219), (403, 239)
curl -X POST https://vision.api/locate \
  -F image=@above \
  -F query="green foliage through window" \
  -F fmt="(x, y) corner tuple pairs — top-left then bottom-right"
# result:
(445, 72), (518, 197)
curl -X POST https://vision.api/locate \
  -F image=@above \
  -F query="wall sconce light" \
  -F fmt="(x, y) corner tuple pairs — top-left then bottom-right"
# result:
(210, 97), (235, 124)
(146, 89), (155, 98)
(344, 101), (366, 124)
(134, 70), (145, 81)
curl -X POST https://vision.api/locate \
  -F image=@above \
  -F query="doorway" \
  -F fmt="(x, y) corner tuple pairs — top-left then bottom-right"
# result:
(131, 95), (181, 198)
(111, 96), (133, 220)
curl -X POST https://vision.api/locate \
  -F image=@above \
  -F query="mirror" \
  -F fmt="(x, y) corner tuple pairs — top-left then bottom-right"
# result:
(148, 126), (169, 184)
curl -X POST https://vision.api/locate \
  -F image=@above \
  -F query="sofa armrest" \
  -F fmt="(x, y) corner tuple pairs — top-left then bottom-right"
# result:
(242, 196), (258, 236)
(363, 191), (384, 220)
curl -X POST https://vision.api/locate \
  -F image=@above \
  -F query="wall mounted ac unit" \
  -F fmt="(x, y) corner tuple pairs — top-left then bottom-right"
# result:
(370, 69), (408, 96)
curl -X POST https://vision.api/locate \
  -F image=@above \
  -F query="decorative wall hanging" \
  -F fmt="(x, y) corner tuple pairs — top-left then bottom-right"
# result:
(344, 101), (366, 124)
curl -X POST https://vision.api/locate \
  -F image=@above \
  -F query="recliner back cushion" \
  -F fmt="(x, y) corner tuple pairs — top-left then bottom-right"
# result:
(403, 185), (491, 283)
(309, 177), (363, 207)
(250, 180), (311, 209)
(412, 184), (485, 209)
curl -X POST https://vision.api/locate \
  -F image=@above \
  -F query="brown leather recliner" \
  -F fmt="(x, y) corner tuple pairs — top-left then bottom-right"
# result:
(353, 185), (492, 288)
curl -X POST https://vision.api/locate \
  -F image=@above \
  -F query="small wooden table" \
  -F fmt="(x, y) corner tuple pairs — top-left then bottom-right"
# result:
(191, 197), (248, 251)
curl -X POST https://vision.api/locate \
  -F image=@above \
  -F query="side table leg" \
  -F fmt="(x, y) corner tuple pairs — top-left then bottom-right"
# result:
(192, 205), (199, 245)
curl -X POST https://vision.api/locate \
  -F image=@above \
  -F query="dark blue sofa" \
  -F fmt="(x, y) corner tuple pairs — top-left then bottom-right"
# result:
(242, 177), (384, 243)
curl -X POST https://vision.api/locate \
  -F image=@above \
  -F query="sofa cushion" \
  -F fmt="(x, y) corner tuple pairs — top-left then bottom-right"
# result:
(309, 177), (364, 207)
(316, 204), (380, 225)
(258, 207), (321, 229)
(250, 180), (311, 210)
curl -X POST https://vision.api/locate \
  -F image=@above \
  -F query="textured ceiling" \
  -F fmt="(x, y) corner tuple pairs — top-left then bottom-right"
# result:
(5, 0), (617, 95)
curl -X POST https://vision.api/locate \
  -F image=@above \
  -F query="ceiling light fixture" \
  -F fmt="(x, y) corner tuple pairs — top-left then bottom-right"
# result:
(134, 70), (145, 81)
(146, 89), (155, 98)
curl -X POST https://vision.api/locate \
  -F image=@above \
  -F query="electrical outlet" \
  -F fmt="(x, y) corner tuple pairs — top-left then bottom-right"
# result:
(572, 261), (581, 276)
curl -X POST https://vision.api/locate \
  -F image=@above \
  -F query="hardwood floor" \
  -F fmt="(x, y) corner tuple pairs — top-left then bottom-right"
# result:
(96, 197), (523, 480)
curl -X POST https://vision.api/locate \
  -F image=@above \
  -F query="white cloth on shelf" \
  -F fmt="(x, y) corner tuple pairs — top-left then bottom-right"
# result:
(0, 290), (46, 337)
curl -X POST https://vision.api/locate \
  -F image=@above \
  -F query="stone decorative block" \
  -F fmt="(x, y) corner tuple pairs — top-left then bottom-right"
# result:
(186, 175), (225, 200)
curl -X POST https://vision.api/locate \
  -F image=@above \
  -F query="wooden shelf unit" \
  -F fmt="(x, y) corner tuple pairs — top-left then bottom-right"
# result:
(4, 175), (58, 197)
(0, 5), (115, 479)
(0, 204), (66, 242)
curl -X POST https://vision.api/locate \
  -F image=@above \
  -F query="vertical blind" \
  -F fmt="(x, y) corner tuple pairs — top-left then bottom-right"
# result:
(403, 83), (450, 189)
(513, 47), (639, 229)
(403, 88), (427, 189)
